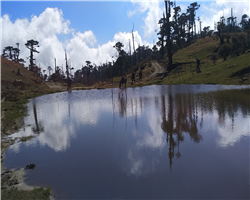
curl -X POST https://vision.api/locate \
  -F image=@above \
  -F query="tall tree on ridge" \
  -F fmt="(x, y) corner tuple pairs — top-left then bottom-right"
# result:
(113, 42), (124, 76)
(239, 14), (250, 31)
(217, 16), (226, 44)
(187, 2), (200, 42)
(165, 0), (173, 71)
(25, 39), (39, 72)
(3, 46), (13, 60)
(12, 43), (20, 62)
(157, 14), (165, 58)
(179, 13), (187, 41)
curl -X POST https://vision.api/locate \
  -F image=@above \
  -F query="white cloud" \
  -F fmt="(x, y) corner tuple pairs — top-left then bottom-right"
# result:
(216, 114), (250, 148)
(199, 0), (249, 31)
(1, 7), (150, 73)
(127, 9), (137, 18)
(136, 103), (165, 150)
(1, 7), (72, 71)
(128, 1), (163, 39)
(71, 31), (97, 47)
(113, 31), (143, 52)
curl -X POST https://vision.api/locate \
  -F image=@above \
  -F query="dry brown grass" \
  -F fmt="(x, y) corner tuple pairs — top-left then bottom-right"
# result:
(1, 57), (51, 97)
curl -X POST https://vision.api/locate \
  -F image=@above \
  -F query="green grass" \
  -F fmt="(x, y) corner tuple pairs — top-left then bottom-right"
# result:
(160, 36), (250, 85)
(163, 53), (250, 85)
(164, 35), (220, 66)
(1, 187), (51, 200)
(1, 99), (29, 134)
(20, 136), (34, 142)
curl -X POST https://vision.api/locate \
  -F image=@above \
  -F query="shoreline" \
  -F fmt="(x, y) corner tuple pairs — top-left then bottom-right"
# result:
(1, 119), (32, 190)
(1, 83), (60, 198)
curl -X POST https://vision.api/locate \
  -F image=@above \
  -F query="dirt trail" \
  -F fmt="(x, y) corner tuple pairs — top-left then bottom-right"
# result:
(45, 81), (101, 91)
(148, 61), (166, 79)
(45, 81), (67, 90)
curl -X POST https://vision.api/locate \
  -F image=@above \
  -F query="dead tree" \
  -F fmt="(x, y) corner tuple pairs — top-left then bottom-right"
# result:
(132, 23), (136, 65)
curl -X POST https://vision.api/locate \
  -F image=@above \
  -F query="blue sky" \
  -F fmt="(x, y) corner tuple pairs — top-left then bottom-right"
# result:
(1, 1), (249, 72)
(1, 1), (157, 47)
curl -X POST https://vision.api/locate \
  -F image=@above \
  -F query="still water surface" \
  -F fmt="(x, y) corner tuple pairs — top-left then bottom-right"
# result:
(4, 85), (250, 199)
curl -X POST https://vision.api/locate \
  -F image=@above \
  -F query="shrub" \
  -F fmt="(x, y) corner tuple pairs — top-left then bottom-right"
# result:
(232, 32), (247, 56)
(210, 53), (217, 64)
(218, 43), (232, 61)
(225, 33), (231, 43)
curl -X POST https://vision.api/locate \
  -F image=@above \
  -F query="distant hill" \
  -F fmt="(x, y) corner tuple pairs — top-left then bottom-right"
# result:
(155, 35), (250, 85)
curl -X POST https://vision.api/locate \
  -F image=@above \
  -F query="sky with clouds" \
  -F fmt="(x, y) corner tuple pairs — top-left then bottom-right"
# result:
(1, 0), (249, 73)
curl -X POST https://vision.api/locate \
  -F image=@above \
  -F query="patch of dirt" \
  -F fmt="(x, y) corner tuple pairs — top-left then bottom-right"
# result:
(45, 82), (67, 90)
(1, 137), (35, 191)
(148, 62), (166, 79)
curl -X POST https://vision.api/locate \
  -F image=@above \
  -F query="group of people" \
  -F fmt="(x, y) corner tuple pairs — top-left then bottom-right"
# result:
(116, 69), (143, 98)
(118, 68), (143, 89)
(116, 57), (201, 97)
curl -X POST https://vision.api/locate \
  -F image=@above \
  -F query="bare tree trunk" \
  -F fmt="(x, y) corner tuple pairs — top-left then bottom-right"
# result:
(132, 23), (136, 65)
(54, 58), (56, 74)
(129, 39), (132, 65)
(165, 0), (173, 71)
(194, 22), (196, 40)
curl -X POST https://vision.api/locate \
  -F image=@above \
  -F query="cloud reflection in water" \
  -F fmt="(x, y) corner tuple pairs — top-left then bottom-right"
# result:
(8, 86), (250, 174)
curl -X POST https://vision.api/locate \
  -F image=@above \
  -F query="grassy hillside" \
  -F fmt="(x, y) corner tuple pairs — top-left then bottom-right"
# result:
(1, 57), (55, 136)
(158, 35), (250, 85)
(1, 57), (52, 97)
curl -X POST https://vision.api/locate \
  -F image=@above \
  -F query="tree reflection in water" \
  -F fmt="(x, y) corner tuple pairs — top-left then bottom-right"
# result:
(31, 102), (44, 134)
(9, 86), (249, 171)
(115, 87), (250, 171)
(161, 93), (203, 170)
(4, 86), (250, 199)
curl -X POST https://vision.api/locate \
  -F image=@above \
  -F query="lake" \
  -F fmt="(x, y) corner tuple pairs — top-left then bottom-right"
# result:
(3, 85), (250, 199)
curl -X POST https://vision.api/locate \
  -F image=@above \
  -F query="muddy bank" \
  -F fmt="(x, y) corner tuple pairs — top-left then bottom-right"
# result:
(1, 106), (53, 199)
(1, 135), (33, 190)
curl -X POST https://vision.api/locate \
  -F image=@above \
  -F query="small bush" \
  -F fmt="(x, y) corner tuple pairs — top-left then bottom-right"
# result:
(225, 33), (231, 43)
(210, 53), (217, 64)
(21, 136), (34, 142)
(218, 43), (232, 61)
(232, 32), (248, 56)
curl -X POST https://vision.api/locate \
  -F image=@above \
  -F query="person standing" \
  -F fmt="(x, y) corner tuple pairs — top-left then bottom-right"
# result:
(139, 70), (142, 81)
(196, 58), (201, 73)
